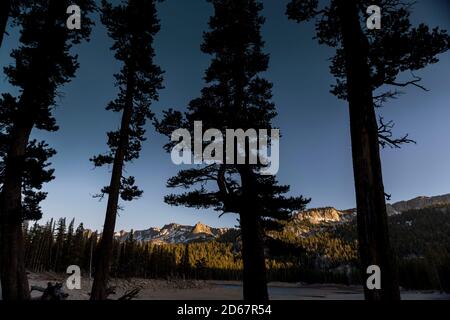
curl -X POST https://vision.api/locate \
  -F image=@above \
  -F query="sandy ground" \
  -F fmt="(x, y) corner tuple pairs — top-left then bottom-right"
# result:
(28, 272), (450, 300)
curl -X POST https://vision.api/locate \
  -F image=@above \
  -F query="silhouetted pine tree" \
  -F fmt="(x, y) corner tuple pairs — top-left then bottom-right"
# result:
(0, 136), (57, 222)
(52, 218), (66, 272)
(157, 0), (309, 301)
(85, 231), (98, 277)
(0, 0), (94, 300)
(61, 218), (75, 268)
(286, 0), (450, 300)
(90, 0), (164, 300)
(72, 223), (86, 267)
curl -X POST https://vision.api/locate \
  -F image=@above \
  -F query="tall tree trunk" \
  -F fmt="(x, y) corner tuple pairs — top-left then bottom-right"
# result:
(90, 68), (135, 300)
(336, 0), (400, 300)
(238, 167), (268, 302)
(0, 0), (61, 300)
(0, 0), (29, 301)
(0, 40), (55, 302)
(0, 126), (33, 300)
(0, 0), (11, 48)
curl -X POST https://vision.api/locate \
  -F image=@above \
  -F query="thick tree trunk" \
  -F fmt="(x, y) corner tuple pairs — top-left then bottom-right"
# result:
(0, 0), (11, 48)
(90, 68), (135, 300)
(336, 0), (400, 300)
(238, 167), (268, 302)
(0, 33), (53, 304)
(0, 0), (28, 300)
(0, 62), (47, 300)
(0, 0), (63, 300)
(0, 126), (33, 300)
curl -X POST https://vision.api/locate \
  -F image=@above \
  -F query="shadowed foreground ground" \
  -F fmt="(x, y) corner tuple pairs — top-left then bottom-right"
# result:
(28, 272), (450, 300)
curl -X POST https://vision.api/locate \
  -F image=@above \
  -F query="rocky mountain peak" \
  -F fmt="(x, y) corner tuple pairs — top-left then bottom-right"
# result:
(161, 223), (180, 230)
(192, 222), (212, 235)
(294, 207), (351, 224)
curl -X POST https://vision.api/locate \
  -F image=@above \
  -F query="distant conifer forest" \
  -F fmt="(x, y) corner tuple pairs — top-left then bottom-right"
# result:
(23, 205), (450, 291)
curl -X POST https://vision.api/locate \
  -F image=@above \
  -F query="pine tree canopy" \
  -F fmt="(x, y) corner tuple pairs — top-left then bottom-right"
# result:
(0, 0), (95, 220)
(286, 0), (450, 147)
(157, 0), (309, 227)
(90, 0), (164, 203)
(286, 0), (450, 101)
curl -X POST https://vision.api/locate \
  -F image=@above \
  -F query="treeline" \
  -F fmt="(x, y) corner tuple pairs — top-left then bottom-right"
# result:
(22, 205), (450, 291)
(23, 217), (353, 283)
(24, 219), (96, 274)
(23, 219), (241, 280)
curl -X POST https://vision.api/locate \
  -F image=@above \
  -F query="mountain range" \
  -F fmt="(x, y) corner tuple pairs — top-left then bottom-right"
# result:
(112, 193), (450, 244)
(114, 222), (230, 244)
(291, 193), (450, 225)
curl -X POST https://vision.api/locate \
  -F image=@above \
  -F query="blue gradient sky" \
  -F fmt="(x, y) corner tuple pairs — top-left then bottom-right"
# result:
(0, 0), (449, 231)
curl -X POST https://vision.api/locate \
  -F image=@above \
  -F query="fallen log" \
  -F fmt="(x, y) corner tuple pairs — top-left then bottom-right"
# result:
(31, 282), (69, 300)
(117, 288), (140, 300)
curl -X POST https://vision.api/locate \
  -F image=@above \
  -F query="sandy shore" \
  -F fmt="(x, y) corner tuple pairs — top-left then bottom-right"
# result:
(28, 272), (450, 300)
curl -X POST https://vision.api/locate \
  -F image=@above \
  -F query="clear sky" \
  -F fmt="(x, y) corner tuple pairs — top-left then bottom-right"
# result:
(0, 0), (449, 231)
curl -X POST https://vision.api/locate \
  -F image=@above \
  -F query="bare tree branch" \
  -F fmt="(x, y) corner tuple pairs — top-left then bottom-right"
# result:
(386, 72), (429, 92)
(378, 116), (416, 149)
